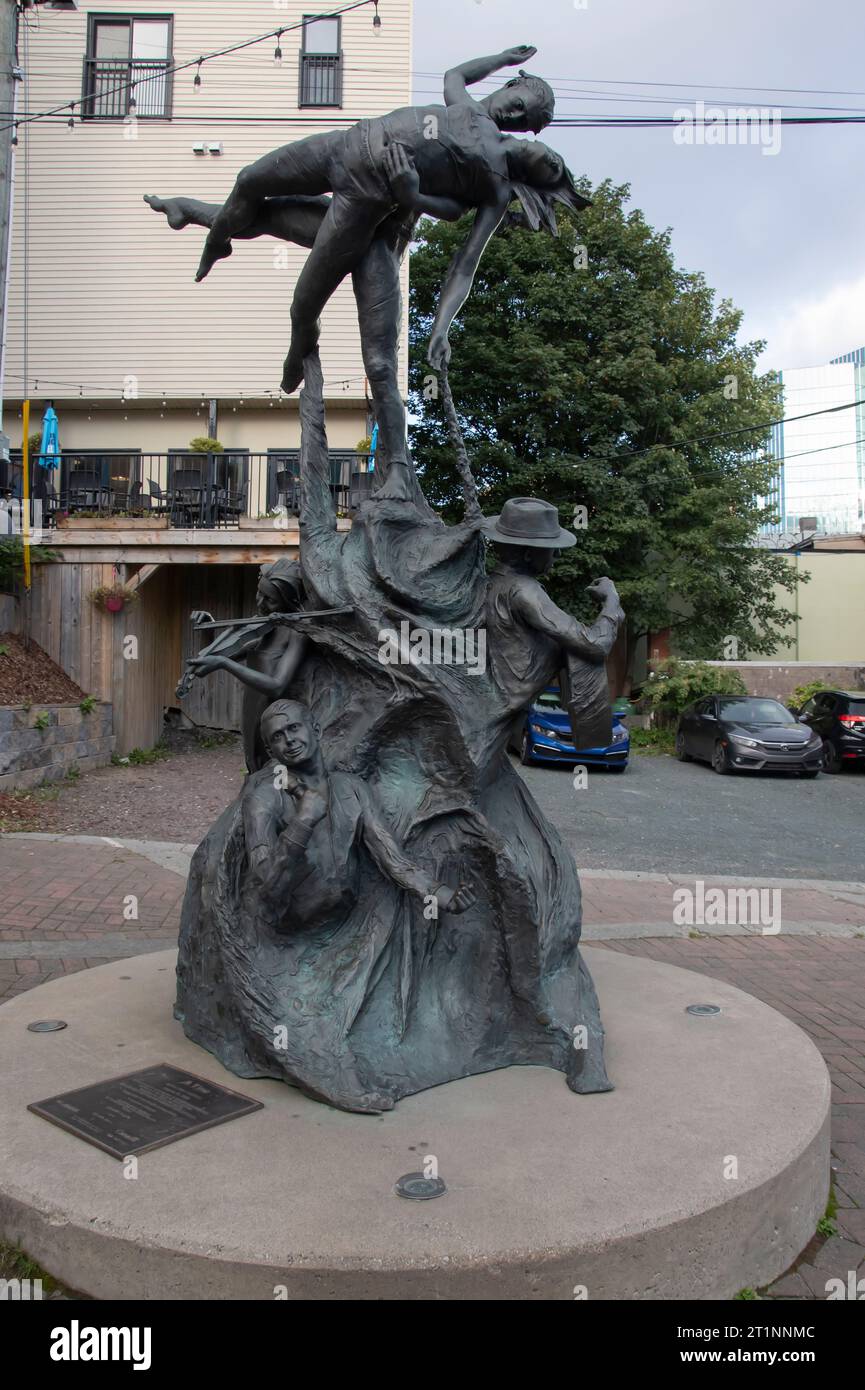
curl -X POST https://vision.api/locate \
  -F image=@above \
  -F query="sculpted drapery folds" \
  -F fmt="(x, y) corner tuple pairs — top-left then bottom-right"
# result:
(170, 49), (624, 1112)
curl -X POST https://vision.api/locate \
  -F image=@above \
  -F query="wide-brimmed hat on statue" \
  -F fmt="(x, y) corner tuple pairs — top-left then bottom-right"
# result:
(481, 496), (576, 549)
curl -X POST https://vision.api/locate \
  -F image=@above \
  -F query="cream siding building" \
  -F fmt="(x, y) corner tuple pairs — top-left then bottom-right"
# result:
(4, 0), (413, 515)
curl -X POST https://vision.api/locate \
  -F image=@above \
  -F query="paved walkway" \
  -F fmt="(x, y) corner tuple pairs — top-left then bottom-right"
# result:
(1, 831), (864, 1299)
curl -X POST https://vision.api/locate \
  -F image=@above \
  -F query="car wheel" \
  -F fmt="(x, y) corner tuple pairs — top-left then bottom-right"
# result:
(711, 740), (732, 775)
(822, 740), (842, 774)
(519, 732), (534, 766)
(675, 731), (691, 762)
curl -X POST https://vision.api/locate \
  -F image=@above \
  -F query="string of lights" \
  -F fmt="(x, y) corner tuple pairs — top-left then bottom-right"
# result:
(1, 0), (384, 136)
(3, 371), (373, 398)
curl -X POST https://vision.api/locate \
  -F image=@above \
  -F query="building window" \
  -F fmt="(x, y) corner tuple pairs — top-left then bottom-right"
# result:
(83, 13), (173, 120)
(299, 15), (342, 108)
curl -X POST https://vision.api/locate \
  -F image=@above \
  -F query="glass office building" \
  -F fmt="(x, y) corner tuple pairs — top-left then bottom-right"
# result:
(764, 348), (865, 534)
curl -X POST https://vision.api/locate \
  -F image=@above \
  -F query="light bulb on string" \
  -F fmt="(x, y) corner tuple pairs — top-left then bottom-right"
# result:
(193, 60), (203, 93)
(11, 123), (18, 147)
(372, 2), (382, 36)
(67, 104), (76, 131)
(273, 32), (284, 67)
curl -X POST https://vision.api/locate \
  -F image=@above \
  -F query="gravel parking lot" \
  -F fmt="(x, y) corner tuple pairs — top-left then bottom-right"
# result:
(518, 752), (865, 880)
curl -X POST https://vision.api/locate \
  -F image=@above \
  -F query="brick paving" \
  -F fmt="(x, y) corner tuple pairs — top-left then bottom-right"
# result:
(0, 838), (184, 1005)
(1, 831), (863, 1299)
(595, 934), (865, 1296)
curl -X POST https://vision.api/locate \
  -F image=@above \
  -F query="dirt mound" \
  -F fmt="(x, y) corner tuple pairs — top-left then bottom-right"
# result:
(0, 632), (86, 706)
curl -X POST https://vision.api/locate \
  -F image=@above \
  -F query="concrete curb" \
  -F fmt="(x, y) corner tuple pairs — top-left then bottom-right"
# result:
(7, 834), (865, 896)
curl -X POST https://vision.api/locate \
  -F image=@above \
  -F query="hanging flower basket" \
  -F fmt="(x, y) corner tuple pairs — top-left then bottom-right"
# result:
(91, 583), (139, 615)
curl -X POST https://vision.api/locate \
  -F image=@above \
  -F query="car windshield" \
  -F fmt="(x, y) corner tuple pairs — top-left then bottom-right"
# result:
(717, 698), (796, 726)
(537, 691), (564, 710)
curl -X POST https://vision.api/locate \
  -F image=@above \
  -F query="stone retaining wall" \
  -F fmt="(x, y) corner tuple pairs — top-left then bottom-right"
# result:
(0, 703), (114, 791)
(700, 662), (865, 704)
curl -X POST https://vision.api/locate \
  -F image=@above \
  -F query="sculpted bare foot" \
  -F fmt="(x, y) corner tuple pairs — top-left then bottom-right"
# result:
(144, 194), (192, 231)
(282, 333), (320, 394)
(281, 352), (304, 395)
(195, 237), (232, 282)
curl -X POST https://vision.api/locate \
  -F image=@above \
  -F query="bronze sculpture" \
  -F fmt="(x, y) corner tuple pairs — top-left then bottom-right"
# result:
(145, 47), (586, 502)
(165, 50), (624, 1113)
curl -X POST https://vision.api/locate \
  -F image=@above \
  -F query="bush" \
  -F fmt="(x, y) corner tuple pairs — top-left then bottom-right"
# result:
(112, 742), (167, 766)
(0, 538), (59, 593)
(628, 727), (675, 756)
(789, 678), (835, 711)
(642, 658), (747, 726)
(188, 437), (224, 453)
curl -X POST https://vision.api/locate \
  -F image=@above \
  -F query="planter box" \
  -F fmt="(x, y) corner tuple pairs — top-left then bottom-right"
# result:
(56, 515), (169, 531)
(238, 515), (296, 530)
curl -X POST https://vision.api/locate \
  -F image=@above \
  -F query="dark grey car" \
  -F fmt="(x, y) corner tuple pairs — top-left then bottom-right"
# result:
(675, 695), (824, 776)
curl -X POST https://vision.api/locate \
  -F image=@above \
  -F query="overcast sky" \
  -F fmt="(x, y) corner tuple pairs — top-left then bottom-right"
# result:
(411, 0), (865, 373)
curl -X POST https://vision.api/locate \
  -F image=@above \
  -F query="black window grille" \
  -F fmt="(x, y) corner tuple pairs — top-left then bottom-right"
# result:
(299, 15), (342, 108)
(82, 14), (173, 120)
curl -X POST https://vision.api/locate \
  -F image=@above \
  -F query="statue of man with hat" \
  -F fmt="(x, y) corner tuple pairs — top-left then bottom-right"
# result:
(482, 497), (624, 751)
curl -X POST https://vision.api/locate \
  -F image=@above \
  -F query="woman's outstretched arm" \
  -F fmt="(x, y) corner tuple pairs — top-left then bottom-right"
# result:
(443, 46), (537, 105)
(428, 194), (511, 369)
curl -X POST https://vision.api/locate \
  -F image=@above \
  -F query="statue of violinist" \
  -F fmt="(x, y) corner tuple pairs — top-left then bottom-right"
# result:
(176, 558), (351, 772)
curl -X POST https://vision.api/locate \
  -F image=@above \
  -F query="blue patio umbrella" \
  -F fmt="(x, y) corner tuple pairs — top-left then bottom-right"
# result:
(369, 421), (379, 473)
(38, 403), (60, 470)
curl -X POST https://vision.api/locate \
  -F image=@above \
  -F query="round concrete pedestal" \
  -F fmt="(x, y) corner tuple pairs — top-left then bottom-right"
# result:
(0, 948), (829, 1300)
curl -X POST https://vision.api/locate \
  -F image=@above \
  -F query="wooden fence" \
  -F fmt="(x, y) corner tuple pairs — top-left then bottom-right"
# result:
(27, 560), (259, 753)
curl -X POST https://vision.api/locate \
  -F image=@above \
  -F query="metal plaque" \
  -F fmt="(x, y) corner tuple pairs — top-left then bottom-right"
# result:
(28, 1064), (263, 1160)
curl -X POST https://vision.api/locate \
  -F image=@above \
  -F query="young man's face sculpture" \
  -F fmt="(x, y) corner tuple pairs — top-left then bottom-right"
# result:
(262, 704), (318, 769)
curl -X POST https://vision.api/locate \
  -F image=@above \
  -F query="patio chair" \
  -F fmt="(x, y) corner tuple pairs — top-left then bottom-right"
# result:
(275, 467), (300, 515)
(217, 480), (248, 527)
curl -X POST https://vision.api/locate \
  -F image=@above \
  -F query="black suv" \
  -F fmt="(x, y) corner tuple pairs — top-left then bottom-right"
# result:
(793, 690), (865, 773)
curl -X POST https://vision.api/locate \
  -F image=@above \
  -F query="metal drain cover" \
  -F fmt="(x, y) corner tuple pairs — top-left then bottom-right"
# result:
(395, 1171), (447, 1201)
(26, 1019), (68, 1033)
(685, 1004), (722, 1017)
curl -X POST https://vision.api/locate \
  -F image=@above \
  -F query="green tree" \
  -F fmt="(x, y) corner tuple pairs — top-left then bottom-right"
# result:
(409, 180), (798, 687)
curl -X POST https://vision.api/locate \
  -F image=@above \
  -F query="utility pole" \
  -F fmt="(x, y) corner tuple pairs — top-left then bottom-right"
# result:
(0, 0), (20, 478)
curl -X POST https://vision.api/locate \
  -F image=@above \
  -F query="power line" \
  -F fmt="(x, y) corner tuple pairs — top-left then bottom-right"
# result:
(586, 396), (865, 466)
(768, 434), (865, 465)
(411, 70), (865, 100)
(551, 115), (865, 127)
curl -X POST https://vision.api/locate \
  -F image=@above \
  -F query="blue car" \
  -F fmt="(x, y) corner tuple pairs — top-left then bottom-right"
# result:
(511, 687), (630, 772)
